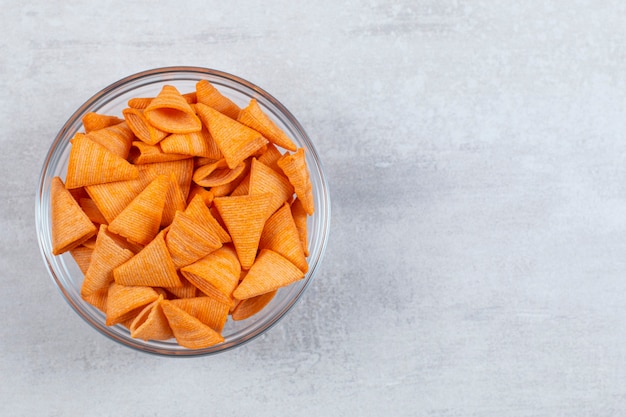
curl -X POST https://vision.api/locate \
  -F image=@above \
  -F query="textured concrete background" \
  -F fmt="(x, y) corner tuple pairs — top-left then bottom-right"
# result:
(1, 1), (626, 416)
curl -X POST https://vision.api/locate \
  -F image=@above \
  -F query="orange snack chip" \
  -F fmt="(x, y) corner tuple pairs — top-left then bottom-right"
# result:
(50, 176), (98, 255)
(144, 85), (202, 134)
(51, 79), (318, 349)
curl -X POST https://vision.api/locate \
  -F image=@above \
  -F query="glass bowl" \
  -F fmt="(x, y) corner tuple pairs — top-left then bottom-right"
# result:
(35, 67), (331, 356)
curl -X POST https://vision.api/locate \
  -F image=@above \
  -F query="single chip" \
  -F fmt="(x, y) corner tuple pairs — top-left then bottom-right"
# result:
(160, 174), (187, 229)
(161, 300), (225, 349)
(192, 158), (246, 188)
(209, 157), (252, 197)
(129, 141), (191, 164)
(231, 290), (277, 321)
(144, 85), (202, 134)
(105, 283), (160, 326)
(170, 296), (230, 333)
(233, 249), (304, 299)
(277, 148), (314, 215)
(290, 198), (309, 257)
(160, 127), (222, 159)
(113, 230), (181, 288)
(195, 103), (268, 169)
(128, 92), (196, 110)
(165, 210), (222, 269)
(84, 122), (135, 160)
(180, 246), (241, 305)
(195, 79), (241, 120)
(259, 202), (308, 273)
(213, 193), (273, 269)
(81, 225), (134, 297)
(185, 194), (231, 243)
(65, 134), (139, 189)
(82, 112), (124, 133)
(129, 295), (174, 341)
(123, 107), (169, 145)
(249, 158), (294, 217)
(238, 99), (297, 151)
(50, 176), (98, 255)
(78, 197), (108, 225)
(108, 175), (169, 246)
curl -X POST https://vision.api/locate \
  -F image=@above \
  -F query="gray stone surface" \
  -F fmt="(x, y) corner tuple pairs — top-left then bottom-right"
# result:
(1, 1), (626, 416)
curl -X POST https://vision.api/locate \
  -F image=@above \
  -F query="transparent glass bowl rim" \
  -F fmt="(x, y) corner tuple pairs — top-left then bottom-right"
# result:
(35, 66), (331, 357)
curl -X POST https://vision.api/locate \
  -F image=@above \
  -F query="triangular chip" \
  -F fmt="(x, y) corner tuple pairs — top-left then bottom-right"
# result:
(108, 175), (169, 245)
(78, 197), (108, 225)
(185, 194), (231, 243)
(143, 159), (194, 200)
(128, 141), (191, 164)
(85, 122), (135, 159)
(82, 112), (124, 133)
(195, 79), (241, 119)
(277, 148), (314, 215)
(70, 245), (93, 275)
(161, 174), (187, 228)
(65, 134), (139, 189)
(50, 176), (98, 255)
(105, 283), (160, 326)
(195, 103), (268, 169)
(192, 158), (246, 188)
(209, 157), (252, 197)
(129, 296), (174, 341)
(123, 107), (169, 145)
(165, 210), (222, 269)
(231, 290), (277, 321)
(233, 249), (304, 299)
(171, 296), (230, 333)
(257, 142), (284, 173)
(180, 246), (241, 305)
(161, 300), (224, 349)
(249, 158), (294, 217)
(213, 193), (273, 269)
(160, 127), (222, 159)
(113, 230), (181, 288)
(81, 225), (134, 297)
(144, 85), (202, 134)
(259, 202), (308, 273)
(238, 99), (297, 151)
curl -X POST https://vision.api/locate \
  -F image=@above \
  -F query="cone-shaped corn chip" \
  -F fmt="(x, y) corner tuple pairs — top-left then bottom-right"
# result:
(233, 249), (304, 299)
(257, 142), (284, 173)
(238, 99), (297, 151)
(79, 198), (108, 225)
(277, 148), (314, 215)
(161, 300), (224, 349)
(129, 296), (174, 341)
(82, 112), (124, 133)
(144, 85), (202, 134)
(122, 108), (169, 145)
(195, 103), (268, 169)
(187, 184), (214, 206)
(105, 283), (160, 326)
(185, 194), (231, 243)
(114, 230), (181, 288)
(195, 79), (241, 120)
(81, 225), (134, 297)
(51, 176), (98, 255)
(213, 193), (273, 269)
(192, 158), (246, 188)
(129, 92), (196, 110)
(171, 296), (230, 333)
(249, 158), (294, 217)
(166, 210), (222, 269)
(160, 127), (222, 159)
(209, 157), (252, 197)
(161, 174), (187, 228)
(291, 197), (309, 257)
(85, 122), (134, 159)
(231, 290), (277, 321)
(128, 141), (191, 164)
(70, 245), (93, 274)
(65, 135), (139, 189)
(85, 165), (154, 223)
(108, 175), (169, 245)
(259, 202), (308, 273)
(180, 246), (241, 305)
(144, 159), (194, 200)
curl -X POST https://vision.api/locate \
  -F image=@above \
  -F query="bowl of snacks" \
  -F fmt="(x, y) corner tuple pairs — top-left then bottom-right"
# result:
(36, 67), (330, 356)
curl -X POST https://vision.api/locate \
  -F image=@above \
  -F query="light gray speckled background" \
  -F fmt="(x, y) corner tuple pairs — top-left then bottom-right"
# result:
(1, 1), (626, 416)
